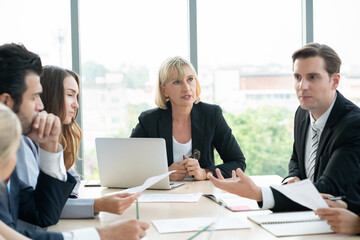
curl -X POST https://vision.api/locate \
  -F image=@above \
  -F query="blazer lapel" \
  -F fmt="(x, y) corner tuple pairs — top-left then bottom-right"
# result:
(298, 113), (310, 178)
(191, 104), (205, 159)
(314, 92), (345, 180)
(158, 104), (173, 166)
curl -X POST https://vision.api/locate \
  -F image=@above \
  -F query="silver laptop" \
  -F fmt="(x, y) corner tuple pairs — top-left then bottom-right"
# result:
(95, 138), (186, 189)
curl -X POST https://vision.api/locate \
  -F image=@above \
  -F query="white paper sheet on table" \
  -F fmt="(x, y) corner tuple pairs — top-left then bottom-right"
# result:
(152, 217), (250, 233)
(138, 192), (202, 202)
(270, 179), (328, 210)
(106, 170), (176, 195)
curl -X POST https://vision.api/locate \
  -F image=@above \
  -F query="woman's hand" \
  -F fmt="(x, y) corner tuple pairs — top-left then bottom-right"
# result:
(168, 162), (187, 181)
(182, 156), (206, 180)
(94, 193), (140, 215)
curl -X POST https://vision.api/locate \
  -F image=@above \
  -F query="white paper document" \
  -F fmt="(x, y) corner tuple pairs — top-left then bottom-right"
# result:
(107, 171), (176, 195)
(138, 193), (202, 202)
(152, 217), (250, 233)
(271, 179), (328, 210)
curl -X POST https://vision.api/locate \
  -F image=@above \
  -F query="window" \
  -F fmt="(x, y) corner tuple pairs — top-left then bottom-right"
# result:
(314, 0), (360, 105)
(79, 0), (188, 178)
(197, 0), (302, 176)
(0, 0), (72, 67)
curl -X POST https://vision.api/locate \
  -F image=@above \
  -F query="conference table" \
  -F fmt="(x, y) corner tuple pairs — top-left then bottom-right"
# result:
(49, 176), (358, 239)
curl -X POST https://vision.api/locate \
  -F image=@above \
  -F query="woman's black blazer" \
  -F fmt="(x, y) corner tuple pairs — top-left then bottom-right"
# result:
(131, 101), (246, 178)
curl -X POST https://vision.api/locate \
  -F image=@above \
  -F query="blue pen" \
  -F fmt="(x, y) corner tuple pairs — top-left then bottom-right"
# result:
(324, 196), (346, 201)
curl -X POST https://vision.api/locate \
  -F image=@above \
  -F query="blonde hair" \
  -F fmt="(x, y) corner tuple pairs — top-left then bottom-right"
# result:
(155, 56), (201, 109)
(0, 104), (21, 179)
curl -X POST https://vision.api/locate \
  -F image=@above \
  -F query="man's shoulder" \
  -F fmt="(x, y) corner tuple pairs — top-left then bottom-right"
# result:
(333, 93), (360, 124)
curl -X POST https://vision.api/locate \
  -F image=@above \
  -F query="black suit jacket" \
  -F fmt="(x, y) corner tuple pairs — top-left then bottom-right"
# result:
(347, 199), (360, 216)
(131, 101), (246, 177)
(271, 91), (360, 212)
(0, 169), (76, 239)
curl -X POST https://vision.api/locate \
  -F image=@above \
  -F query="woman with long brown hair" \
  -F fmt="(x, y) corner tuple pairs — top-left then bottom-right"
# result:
(16, 65), (139, 219)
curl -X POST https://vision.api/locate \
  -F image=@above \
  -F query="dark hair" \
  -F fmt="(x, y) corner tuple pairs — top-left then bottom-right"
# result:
(292, 43), (341, 77)
(0, 43), (42, 112)
(40, 66), (82, 170)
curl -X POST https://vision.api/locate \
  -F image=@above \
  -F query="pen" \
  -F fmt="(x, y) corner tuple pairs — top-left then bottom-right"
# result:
(136, 199), (139, 220)
(187, 222), (214, 240)
(324, 196), (346, 201)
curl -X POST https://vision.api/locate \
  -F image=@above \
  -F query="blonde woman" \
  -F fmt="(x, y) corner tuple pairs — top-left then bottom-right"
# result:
(131, 56), (246, 181)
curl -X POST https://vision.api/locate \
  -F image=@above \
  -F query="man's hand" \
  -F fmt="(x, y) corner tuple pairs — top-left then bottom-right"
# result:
(96, 219), (149, 240)
(285, 176), (301, 184)
(208, 168), (262, 201)
(27, 111), (61, 153)
(94, 193), (140, 215)
(182, 156), (206, 180)
(320, 193), (348, 209)
(317, 208), (360, 234)
(168, 162), (187, 181)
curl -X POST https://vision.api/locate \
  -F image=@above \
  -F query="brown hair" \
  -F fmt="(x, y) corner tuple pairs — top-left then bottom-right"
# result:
(292, 43), (341, 77)
(40, 66), (82, 170)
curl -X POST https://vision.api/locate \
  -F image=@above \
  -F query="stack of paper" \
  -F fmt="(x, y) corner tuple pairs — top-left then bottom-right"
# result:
(138, 193), (202, 203)
(153, 217), (250, 233)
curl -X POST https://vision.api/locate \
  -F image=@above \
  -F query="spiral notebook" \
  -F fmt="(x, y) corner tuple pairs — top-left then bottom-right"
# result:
(248, 211), (333, 237)
(204, 193), (260, 211)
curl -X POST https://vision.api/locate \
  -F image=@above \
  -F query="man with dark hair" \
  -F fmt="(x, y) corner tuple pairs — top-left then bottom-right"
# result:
(0, 43), (149, 239)
(208, 43), (360, 214)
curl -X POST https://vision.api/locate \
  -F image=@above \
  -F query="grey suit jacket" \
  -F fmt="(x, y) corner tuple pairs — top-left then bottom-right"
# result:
(16, 136), (96, 219)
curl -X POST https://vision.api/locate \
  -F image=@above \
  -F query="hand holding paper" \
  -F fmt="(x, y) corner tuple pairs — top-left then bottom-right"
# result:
(271, 179), (328, 210)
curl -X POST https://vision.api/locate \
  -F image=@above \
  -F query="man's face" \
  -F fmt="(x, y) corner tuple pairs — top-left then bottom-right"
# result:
(17, 73), (44, 135)
(293, 56), (339, 120)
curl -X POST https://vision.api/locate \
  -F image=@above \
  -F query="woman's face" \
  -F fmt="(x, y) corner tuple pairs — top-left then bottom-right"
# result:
(161, 66), (197, 108)
(63, 76), (79, 125)
(0, 151), (17, 181)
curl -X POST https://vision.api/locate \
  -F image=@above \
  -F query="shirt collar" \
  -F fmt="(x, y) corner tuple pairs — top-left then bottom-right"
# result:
(309, 92), (337, 131)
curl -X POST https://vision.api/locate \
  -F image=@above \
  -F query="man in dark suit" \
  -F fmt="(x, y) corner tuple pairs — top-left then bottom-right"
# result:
(208, 43), (360, 214)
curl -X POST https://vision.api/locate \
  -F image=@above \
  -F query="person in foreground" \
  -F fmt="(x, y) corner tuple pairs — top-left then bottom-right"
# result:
(0, 43), (149, 239)
(207, 43), (360, 214)
(131, 56), (246, 180)
(15, 65), (139, 219)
